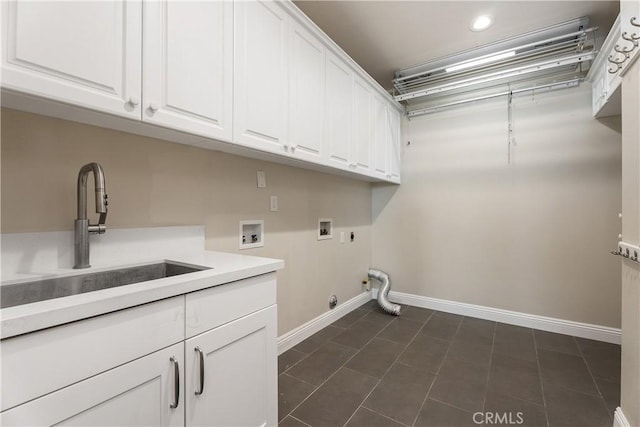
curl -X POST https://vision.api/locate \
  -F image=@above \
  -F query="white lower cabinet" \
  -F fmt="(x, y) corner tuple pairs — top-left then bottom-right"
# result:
(186, 306), (278, 427)
(1, 343), (185, 427)
(0, 274), (278, 427)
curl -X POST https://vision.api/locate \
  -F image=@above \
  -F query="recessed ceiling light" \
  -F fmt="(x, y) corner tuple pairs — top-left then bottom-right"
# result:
(471, 15), (493, 31)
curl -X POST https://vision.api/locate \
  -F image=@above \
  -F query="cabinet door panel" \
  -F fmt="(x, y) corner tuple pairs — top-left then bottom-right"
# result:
(1, 296), (184, 412)
(289, 21), (325, 163)
(1, 344), (184, 427)
(372, 94), (388, 178)
(388, 107), (402, 183)
(325, 53), (352, 169)
(234, 0), (288, 154)
(186, 306), (277, 427)
(1, 0), (141, 118)
(143, 0), (233, 141)
(185, 272), (276, 339)
(353, 77), (372, 173)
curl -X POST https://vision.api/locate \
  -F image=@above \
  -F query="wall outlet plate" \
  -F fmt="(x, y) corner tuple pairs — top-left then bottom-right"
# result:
(256, 171), (266, 188)
(318, 218), (333, 240)
(239, 220), (264, 249)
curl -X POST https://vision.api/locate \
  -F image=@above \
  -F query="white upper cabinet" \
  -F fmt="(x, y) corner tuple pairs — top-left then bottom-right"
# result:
(288, 20), (325, 164)
(387, 106), (402, 183)
(372, 94), (389, 179)
(1, 1), (142, 119)
(371, 93), (402, 182)
(143, 1), (233, 141)
(325, 52), (353, 170)
(1, 0), (402, 183)
(234, 0), (289, 154)
(352, 76), (373, 174)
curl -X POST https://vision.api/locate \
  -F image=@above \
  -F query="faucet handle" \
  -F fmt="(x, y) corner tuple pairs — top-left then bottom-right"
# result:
(88, 223), (107, 234)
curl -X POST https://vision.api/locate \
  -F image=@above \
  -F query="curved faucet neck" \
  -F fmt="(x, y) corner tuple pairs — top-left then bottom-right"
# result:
(76, 162), (106, 220)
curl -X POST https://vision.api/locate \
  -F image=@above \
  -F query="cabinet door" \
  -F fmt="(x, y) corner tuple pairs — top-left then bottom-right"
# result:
(143, 0), (233, 141)
(387, 107), (402, 183)
(186, 306), (277, 427)
(288, 21), (325, 164)
(1, 344), (184, 427)
(0, 0), (141, 119)
(592, 70), (607, 115)
(352, 77), (373, 174)
(372, 94), (389, 179)
(234, 0), (289, 154)
(325, 52), (353, 170)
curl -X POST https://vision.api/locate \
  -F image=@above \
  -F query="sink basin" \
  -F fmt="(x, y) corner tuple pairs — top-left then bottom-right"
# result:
(1, 262), (210, 309)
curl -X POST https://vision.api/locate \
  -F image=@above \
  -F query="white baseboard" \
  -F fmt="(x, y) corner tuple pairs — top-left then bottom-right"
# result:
(614, 407), (630, 427)
(277, 292), (371, 354)
(373, 289), (621, 345)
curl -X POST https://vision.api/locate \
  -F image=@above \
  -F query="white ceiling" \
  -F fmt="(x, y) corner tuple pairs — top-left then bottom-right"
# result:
(293, 1), (620, 90)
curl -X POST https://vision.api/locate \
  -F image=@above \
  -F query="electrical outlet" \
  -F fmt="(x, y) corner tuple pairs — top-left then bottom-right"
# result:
(340, 232), (345, 244)
(256, 171), (266, 188)
(270, 195), (278, 212)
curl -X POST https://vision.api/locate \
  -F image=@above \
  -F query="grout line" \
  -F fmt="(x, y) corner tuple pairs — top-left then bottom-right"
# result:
(375, 335), (407, 346)
(280, 349), (314, 376)
(288, 414), (313, 427)
(282, 313), (398, 423)
(281, 372), (319, 388)
(427, 397), (476, 413)
(573, 335), (615, 421)
(343, 310), (437, 427)
(360, 405), (412, 427)
(410, 312), (461, 427)
(481, 320), (498, 411)
(532, 330), (551, 427)
(574, 335), (605, 399)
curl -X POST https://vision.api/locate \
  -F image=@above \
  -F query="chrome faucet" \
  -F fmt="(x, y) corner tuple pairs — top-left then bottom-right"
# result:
(73, 162), (108, 269)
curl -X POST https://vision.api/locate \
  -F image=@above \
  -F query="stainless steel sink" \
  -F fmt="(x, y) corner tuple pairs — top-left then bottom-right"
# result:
(1, 262), (210, 309)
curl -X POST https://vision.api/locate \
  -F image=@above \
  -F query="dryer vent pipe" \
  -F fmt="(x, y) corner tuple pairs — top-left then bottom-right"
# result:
(368, 268), (401, 316)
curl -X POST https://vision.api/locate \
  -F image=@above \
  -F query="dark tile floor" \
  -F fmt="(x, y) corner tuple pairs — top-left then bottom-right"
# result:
(278, 301), (621, 427)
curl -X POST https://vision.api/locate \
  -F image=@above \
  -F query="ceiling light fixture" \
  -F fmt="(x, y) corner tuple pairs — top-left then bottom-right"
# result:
(471, 14), (493, 31)
(445, 50), (516, 73)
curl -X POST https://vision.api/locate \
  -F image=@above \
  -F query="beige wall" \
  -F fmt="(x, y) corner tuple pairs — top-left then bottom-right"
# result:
(373, 85), (623, 328)
(1, 108), (373, 336)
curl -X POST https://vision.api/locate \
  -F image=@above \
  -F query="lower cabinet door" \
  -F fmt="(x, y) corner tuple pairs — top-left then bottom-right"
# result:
(186, 305), (278, 427)
(1, 343), (184, 427)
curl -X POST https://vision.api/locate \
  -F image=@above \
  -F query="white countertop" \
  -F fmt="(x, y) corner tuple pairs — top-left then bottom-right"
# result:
(0, 250), (284, 340)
